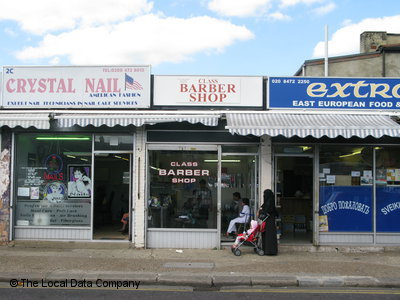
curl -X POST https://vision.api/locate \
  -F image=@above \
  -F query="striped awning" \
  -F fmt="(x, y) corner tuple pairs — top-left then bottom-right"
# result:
(226, 112), (400, 138)
(0, 113), (50, 129)
(54, 112), (221, 127)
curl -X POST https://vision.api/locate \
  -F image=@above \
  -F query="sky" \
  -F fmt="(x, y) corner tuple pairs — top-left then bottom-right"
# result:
(1, 0), (400, 76)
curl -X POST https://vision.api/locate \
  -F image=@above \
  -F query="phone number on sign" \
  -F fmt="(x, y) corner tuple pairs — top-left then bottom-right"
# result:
(271, 78), (310, 84)
(103, 68), (145, 73)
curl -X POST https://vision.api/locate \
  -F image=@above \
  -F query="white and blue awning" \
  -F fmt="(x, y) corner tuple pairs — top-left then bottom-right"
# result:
(54, 111), (221, 128)
(226, 112), (400, 138)
(0, 113), (50, 129)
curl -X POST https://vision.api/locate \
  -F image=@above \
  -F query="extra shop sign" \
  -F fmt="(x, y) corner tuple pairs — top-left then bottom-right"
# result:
(153, 75), (263, 107)
(1, 66), (151, 108)
(268, 76), (400, 110)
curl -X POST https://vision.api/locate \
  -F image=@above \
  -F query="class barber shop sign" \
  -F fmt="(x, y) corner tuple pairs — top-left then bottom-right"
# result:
(154, 75), (263, 107)
(269, 76), (400, 110)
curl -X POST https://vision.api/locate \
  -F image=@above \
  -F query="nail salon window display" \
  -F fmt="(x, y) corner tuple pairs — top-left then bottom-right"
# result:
(319, 146), (373, 232)
(14, 134), (92, 227)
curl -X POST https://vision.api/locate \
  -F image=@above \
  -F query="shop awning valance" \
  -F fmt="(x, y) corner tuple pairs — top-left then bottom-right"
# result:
(226, 112), (400, 138)
(54, 112), (221, 127)
(0, 113), (50, 129)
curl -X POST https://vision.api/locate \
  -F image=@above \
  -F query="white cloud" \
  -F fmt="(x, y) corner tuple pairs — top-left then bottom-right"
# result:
(269, 12), (291, 21)
(312, 2), (336, 16)
(279, 0), (324, 8)
(4, 27), (17, 37)
(208, 0), (272, 17)
(16, 15), (254, 65)
(312, 15), (400, 58)
(0, 0), (153, 35)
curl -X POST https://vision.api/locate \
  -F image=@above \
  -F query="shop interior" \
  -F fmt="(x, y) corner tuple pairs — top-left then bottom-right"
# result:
(147, 149), (257, 237)
(275, 156), (313, 244)
(93, 153), (130, 240)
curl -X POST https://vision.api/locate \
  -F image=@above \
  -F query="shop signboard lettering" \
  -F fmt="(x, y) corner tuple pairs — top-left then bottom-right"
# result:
(319, 186), (372, 232)
(269, 77), (400, 110)
(2, 66), (151, 108)
(376, 186), (400, 232)
(15, 202), (91, 226)
(154, 75), (263, 107)
(158, 161), (210, 183)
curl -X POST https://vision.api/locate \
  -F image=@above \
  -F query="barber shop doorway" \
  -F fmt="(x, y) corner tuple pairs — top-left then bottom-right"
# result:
(274, 152), (313, 244)
(93, 153), (132, 240)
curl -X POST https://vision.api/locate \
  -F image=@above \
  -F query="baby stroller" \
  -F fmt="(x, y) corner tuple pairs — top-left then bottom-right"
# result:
(231, 215), (269, 256)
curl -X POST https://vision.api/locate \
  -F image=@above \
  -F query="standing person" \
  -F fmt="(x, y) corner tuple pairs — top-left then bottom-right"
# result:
(226, 198), (250, 236)
(258, 189), (278, 255)
(193, 179), (212, 222)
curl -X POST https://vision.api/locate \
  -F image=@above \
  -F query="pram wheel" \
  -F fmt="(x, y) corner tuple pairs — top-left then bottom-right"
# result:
(233, 249), (241, 256)
(256, 249), (264, 256)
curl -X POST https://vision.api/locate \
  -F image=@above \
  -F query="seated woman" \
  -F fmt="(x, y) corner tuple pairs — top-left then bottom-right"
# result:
(226, 198), (250, 236)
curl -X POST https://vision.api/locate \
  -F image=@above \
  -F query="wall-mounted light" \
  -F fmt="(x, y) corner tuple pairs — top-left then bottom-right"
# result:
(114, 155), (129, 161)
(339, 149), (363, 158)
(204, 159), (241, 163)
(36, 137), (90, 141)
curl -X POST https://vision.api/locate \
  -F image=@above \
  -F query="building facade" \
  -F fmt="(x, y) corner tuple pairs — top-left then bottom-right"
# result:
(1, 32), (400, 248)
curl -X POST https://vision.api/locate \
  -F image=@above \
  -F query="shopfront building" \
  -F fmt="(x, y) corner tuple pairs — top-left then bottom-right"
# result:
(1, 66), (152, 242)
(1, 69), (267, 249)
(145, 75), (263, 248)
(2, 68), (400, 248)
(224, 77), (400, 246)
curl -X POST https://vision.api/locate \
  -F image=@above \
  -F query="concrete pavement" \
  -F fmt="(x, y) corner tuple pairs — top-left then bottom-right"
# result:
(0, 241), (400, 289)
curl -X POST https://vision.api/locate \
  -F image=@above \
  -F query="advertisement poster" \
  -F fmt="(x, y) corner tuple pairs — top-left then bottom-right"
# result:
(67, 165), (91, 198)
(319, 186), (372, 232)
(2, 66), (151, 108)
(268, 77), (400, 110)
(319, 215), (329, 232)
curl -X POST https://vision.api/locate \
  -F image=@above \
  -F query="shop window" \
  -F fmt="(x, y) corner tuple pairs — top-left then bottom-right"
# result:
(94, 134), (133, 151)
(14, 134), (92, 227)
(318, 146), (373, 232)
(376, 147), (400, 232)
(148, 150), (217, 229)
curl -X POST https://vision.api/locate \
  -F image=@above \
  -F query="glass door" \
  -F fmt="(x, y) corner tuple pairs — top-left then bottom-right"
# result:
(93, 153), (131, 240)
(220, 153), (258, 241)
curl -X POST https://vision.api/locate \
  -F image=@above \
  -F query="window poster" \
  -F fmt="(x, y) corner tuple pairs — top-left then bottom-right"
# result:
(319, 215), (329, 232)
(43, 182), (67, 203)
(319, 186), (372, 232)
(67, 165), (92, 198)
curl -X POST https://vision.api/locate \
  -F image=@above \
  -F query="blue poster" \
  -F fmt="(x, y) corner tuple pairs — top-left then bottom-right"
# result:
(319, 186), (372, 232)
(376, 186), (400, 232)
(269, 77), (400, 110)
